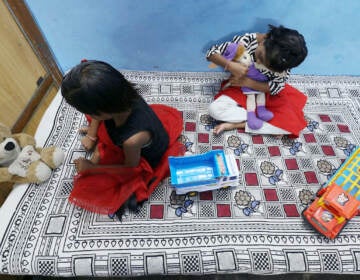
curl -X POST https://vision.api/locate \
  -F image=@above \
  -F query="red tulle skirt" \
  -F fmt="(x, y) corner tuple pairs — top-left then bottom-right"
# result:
(69, 104), (185, 214)
(215, 82), (308, 137)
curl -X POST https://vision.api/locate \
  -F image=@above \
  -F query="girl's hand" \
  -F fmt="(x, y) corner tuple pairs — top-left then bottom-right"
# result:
(227, 62), (248, 78)
(228, 75), (270, 93)
(74, 157), (95, 172)
(228, 75), (247, 87)
(81, 135), (97, 151)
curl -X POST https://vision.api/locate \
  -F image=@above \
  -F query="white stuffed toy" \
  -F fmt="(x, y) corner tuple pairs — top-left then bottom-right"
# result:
(209, 43), (274, 129)
(0, 123), (65, 183)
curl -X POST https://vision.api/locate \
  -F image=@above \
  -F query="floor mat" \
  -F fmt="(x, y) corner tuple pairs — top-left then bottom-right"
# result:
(0, 71), (360, 276)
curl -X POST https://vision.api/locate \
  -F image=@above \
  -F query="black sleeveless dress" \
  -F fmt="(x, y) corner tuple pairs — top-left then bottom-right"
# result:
(104, 97), (169, 168)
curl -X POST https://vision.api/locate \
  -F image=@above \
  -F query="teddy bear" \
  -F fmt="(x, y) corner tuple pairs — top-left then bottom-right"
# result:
(0, 123), (65, 184)
(209, 42), (274, 130)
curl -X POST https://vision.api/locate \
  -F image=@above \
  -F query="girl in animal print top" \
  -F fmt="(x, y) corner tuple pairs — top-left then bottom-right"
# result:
(206, 25), (308, 136)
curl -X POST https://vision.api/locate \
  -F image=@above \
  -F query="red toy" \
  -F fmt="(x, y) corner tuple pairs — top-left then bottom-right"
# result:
(302, 146), (360, 239)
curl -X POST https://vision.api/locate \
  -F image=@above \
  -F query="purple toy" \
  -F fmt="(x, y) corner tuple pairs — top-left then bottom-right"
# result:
(222, 43), (274, 130)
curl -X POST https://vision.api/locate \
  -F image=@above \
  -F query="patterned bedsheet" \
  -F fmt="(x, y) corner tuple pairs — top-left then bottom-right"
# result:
(0, 71), (359, 277)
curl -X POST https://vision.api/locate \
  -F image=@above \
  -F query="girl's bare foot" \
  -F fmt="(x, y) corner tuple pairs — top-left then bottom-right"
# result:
(214, 123), (235, 135)
(74, 157), (95, 173)
(213, 122), (246, 135)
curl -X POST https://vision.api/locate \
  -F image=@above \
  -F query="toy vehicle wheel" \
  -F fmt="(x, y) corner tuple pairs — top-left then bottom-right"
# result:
(301, 208), (311, 227)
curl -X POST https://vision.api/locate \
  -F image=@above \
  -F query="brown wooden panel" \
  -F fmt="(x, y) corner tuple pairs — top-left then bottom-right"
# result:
(23, 83), (59, 136)
(11, 74), (53, 134)
(0, 182), (14, 207)
(0, 0), (46, 128)
(0, 0), (63, 205)
(4, 0), (63, 86)
(1, 0), (63, 133)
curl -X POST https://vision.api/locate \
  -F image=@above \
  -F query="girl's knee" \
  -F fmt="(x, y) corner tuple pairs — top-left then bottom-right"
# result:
(208, 102), (223, 119)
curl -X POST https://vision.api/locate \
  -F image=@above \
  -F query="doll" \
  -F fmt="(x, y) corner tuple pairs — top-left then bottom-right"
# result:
(210, 43), (274, 129)
(0, 122), (64, 183)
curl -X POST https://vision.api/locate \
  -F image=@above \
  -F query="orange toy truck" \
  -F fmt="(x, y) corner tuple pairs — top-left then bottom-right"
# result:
(302, 146), (360, 239)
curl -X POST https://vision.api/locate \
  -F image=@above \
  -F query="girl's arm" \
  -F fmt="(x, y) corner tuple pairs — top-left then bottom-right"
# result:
(229, 76), (270, 93)
(81, 119), (100, 150)
(121, 131), (151, 167)
(87, 119), (100, 139)
(207, 53), (248, 78)
(206, 33), (259, 78)
(229, 75), (288, 95)
(74, 131), (151, 172)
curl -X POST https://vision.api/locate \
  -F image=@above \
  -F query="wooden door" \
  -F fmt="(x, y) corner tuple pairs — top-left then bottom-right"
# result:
(0, 0), (63, 133)
(0, 0), (63, 205)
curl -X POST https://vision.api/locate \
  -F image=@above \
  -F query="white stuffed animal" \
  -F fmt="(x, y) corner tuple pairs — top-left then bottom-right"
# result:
(0, 123), (65, 183)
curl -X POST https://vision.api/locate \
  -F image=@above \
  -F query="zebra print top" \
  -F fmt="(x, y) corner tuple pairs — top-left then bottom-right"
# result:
(206, 33), (290, 95)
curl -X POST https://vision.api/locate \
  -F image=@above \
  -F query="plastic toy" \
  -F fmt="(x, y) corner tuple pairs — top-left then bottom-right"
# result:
(302, 146), (360, 239)
(168, 150), (239, 194)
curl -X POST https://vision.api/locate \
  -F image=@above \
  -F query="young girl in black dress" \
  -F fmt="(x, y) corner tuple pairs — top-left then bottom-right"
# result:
(61, 60), (184, 218)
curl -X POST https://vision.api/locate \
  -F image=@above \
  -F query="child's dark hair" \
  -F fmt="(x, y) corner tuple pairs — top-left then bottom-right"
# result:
(61, 60), (140, 115)
(264, 25), (307, 72)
